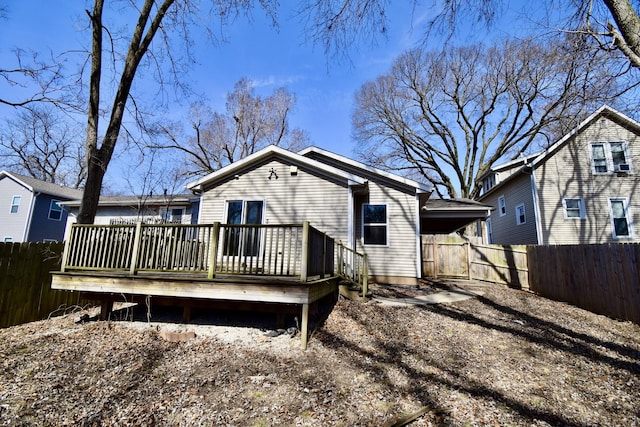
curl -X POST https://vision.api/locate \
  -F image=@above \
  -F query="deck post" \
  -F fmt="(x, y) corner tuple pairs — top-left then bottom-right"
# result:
(362, 254), (368, 298)
(300, 221), (310, 282)
(129, 222), (143, 275)
(300, 302), (309, 349)
(60, 225), (74, 272)
(208, 222), (220, 279)
(337, 242), (343, 277)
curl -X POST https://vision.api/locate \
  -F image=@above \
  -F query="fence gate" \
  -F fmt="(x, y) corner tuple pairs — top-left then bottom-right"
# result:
(421, 235), (529, 289)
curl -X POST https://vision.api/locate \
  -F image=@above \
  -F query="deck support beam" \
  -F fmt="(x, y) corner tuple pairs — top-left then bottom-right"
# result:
(100, 300), (114, 321)
(300, 303), (309, 350)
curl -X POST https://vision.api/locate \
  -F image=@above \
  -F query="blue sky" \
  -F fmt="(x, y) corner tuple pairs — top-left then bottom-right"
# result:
(0, 1), (535, 191)
(0, 2), (423, 154)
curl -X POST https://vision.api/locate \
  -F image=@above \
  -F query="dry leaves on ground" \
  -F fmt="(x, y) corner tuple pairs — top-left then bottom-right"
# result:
(1, 280), (639, 426)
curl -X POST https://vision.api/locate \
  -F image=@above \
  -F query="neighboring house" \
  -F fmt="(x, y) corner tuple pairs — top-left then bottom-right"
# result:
(478, 105), (640, 245)
(187, 145), (489, 285)
(0, 171), (83, 242)
(61, 194), (199, 233)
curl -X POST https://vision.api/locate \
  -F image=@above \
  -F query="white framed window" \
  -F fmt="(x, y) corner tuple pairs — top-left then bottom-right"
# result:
(10, 195), (21, 214)
(4, 237), (13, 243)
(498, 195), (506, 217)
(485, 218), (493, 244)
(590, 142), (631, 174)
(515, 203), (526, 225)
(609, 198), (633, 238)
(483, 174), (496, 194)
(160, 207), (185, 223)
(48, 200), (62, 221)
(362, 204), (388, 246)
(563, 198), (585, 219)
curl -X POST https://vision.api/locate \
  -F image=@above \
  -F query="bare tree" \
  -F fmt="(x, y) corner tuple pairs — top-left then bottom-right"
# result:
(353, 36), (637, 199)
(76, 0), (283, 224)
(0, 106), (86, 188)
(302, 1), (640, 70)
(151, 78), (309, 177)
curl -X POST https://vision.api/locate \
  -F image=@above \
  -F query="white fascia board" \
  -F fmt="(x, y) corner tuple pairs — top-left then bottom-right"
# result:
(0, 171), (34, 193)
(531, 105), (640, 169)
(298, 146), (433, 193)
(187, 145), (366, 191)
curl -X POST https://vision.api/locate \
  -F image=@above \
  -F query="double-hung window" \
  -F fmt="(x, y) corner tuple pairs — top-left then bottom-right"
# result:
(10, 195), (21, 214)
(498, 196), (506, 217)
(609, 198), (633, 238)
(515, 203), (526, 225)
(563, 198), (585, 219)
(48, 200), (62, 221)
(362, 204), (388, 245)
(591, 142), (631, 174)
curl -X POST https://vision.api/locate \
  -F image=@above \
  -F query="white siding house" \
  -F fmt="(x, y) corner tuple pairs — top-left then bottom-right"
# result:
(188, 145), (434, 285)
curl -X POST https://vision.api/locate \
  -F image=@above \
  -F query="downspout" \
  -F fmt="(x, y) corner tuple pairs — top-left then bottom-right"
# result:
(529, 168), (543, 244)
(414, 192), (422, 279)
(23, 192), (40, 242)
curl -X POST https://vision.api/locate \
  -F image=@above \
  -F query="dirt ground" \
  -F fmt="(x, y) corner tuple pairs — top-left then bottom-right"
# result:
(1, 279), (639, 426)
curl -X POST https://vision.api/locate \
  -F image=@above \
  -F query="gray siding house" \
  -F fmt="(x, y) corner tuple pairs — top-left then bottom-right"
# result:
(188, 145), (435, 285)
(0, 171), (83, 242)
(478, 105), (640, 245)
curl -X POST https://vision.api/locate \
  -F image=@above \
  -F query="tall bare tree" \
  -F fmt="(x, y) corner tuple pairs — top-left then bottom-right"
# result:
(151, 78), (309, 177)
(76, 0), (281, 224)
(353, 36), (637, 199)
(302, 1), (640, 70)
(0, 107), (86, 188)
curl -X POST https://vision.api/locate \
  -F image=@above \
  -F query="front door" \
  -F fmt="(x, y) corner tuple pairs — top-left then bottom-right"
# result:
(224, 200), (264, 258)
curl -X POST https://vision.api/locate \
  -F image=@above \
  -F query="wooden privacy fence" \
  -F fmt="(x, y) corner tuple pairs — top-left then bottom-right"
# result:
(528, 244), (640, 324)
(0, 242), (86, 328)
(421, 235), (529, 289)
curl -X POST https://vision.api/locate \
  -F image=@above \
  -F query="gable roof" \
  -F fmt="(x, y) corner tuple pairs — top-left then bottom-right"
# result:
(0, 170), (83, 200)
(529, 105), (640, 169)
(479, 105), (640, 199)
(298, 146), (433, 193)
(59, 194), (195, 207)
(187, 145), (369, 192)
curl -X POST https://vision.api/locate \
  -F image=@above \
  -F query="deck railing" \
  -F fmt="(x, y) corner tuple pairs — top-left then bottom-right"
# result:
(336, 242), (368, 297)
(61, 221), (346, 283)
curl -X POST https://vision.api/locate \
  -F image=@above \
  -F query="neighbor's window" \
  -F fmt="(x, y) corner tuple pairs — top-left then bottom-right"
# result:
(609, 198), (632, 238)
(515, 203), (526, 225)
(498, 196), (506, 217)
(48, 200), (62, 221)
(485, 218), (493, 244)
(563, 198), (585, 219)
(591, 144), (608, 173)
(362, 204), (388, 245)
(591, 142), (631, 174)
(160, 207), (185, 223)
(4, 237), (13, 243)
(10, 195), (21, 214)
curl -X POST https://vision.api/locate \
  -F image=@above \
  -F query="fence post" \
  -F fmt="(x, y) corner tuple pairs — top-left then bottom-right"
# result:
(208, 222), (220, 279)
(129, 222), (143, 275)
(433, 237), (438, 279)
(300, 221), (310, 282)
(466, 241), (471, 280)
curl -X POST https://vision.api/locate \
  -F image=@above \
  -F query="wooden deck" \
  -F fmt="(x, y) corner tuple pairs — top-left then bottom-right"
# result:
(51, 222), (367, 348)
